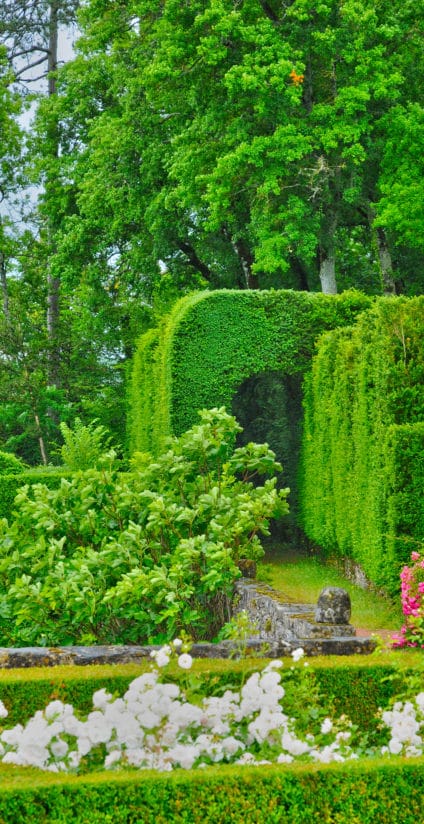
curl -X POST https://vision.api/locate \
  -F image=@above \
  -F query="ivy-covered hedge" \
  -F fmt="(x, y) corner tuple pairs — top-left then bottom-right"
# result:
(129, 290), (422, 589)
(300, 296), (424, 593)
(128, 289), (372, 455)
(128, 327), (160, 458)
(0, 469), (69, 521)
(0, 758), (423, 823)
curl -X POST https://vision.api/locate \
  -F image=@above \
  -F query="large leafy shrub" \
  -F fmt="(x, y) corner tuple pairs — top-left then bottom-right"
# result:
(0, 408), (288, 646)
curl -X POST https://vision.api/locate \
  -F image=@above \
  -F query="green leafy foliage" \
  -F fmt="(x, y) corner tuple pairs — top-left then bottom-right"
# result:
(0, 451), (25, 475)
(2, 0), (424, 465)
(59, 418), (115, 471)
(39, 0), (424, 296)
(299, 296), (424, 593)
(128, 288), (372, 455)
(0, 408), (289, 646)
(0, 468), (68, 520)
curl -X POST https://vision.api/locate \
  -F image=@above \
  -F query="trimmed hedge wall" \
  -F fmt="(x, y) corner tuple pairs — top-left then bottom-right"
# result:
(300, 296), (424, 593)
(0, 469), (70, 521)
(128, 289), (372, 455)
(127, 327), (160, 458)
(0, 758), (423, 823)
(0, 655), (421, 819)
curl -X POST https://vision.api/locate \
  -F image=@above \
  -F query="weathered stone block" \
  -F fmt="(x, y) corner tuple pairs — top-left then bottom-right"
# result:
(315, 587), (351, 625)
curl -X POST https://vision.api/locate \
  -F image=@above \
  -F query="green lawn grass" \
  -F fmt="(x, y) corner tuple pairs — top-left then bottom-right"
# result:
(257, 549), (402, 632)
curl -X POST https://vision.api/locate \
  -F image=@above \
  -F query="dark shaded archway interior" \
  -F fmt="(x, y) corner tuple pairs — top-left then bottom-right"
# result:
(231, 371), (304, 545)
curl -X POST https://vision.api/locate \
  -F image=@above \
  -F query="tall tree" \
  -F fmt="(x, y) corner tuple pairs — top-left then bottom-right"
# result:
(2, 0), (423, 459)
(0, 0), (78, 87)
(43, 0), (424, 297)
(0, 1), (81, 460)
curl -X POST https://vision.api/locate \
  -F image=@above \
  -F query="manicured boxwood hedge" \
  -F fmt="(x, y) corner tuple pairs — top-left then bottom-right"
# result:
(0, 655), (421, 820)
(0, 653), (420, 731)
(0, 758), (422, 823)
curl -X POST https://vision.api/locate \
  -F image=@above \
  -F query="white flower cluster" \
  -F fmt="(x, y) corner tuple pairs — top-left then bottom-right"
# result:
(0, 647), (358, 773)
(381, 692), (424, 757)
(0, 646), (421, 775)
(150, 638), (192, 670)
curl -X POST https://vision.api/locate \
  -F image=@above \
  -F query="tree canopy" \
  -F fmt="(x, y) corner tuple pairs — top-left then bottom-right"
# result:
(0, 0), (423, 460)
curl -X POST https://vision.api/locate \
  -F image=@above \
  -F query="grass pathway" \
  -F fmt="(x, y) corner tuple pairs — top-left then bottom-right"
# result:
(256, 546), (402, 638)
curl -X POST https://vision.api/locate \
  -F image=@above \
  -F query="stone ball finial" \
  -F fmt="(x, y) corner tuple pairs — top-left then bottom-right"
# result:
(315, 587), (351, 625)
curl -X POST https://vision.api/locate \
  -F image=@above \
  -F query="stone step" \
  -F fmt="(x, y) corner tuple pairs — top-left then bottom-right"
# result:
(233, 579), (375, 655)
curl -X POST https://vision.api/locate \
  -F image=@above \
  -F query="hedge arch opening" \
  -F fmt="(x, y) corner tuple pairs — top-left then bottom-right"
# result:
(128, 289), (372, 458)
(232, 370), (303, 543)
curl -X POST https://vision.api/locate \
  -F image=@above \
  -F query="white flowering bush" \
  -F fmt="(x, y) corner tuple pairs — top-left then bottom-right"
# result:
(380, 693), (424, 758)
(0, 643), (421, 776)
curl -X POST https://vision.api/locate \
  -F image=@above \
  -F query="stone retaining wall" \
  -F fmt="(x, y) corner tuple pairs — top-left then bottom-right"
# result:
(0, 578), (375, 668)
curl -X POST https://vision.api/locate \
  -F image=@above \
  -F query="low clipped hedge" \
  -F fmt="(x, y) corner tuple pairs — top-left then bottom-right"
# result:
(0, 653), (420, 731)
(0, 758), (422, 823)
(0, 654), (422, 820)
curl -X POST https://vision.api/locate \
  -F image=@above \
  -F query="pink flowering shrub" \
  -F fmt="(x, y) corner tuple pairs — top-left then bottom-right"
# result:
(392, 549), (424, 649)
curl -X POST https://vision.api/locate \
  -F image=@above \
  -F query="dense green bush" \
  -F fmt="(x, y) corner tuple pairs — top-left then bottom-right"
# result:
(0, 408), (288, 646)
(300, 296), (424, 592)
(128, 289), (372, 455)
(59, 418), (115, 471)
(0, 451), (26, 475)
(0, 468), (69, 521)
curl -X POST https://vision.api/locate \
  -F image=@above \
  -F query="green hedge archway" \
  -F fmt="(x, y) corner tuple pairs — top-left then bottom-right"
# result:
(128, 288), (372, 456)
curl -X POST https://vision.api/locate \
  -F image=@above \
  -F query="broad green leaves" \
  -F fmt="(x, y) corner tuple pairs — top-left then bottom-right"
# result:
(39, 0), (424, 297)
(0, 408), (289, 645)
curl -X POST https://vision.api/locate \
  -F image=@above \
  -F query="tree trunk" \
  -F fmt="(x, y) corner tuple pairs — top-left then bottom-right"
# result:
(232, 238), (258, 289)
(0, 251), (10, 321)
(319, 213), (338, 294)
(290, 256), (311, 291)
(375, 226), (396, 296)
(23, 366), (49, 464)
(367, 204), (397, 296)
(34, 412), (48, 465)
(319, 253), (337, 294)
(46, 0), (61, 387)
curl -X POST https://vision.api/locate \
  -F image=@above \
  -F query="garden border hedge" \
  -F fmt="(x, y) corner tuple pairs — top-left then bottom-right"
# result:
(0, 653), (420, 730)
(0, 655), (421, 820)
(0, 757), (422, 823)
(299, 296), (424, 593)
